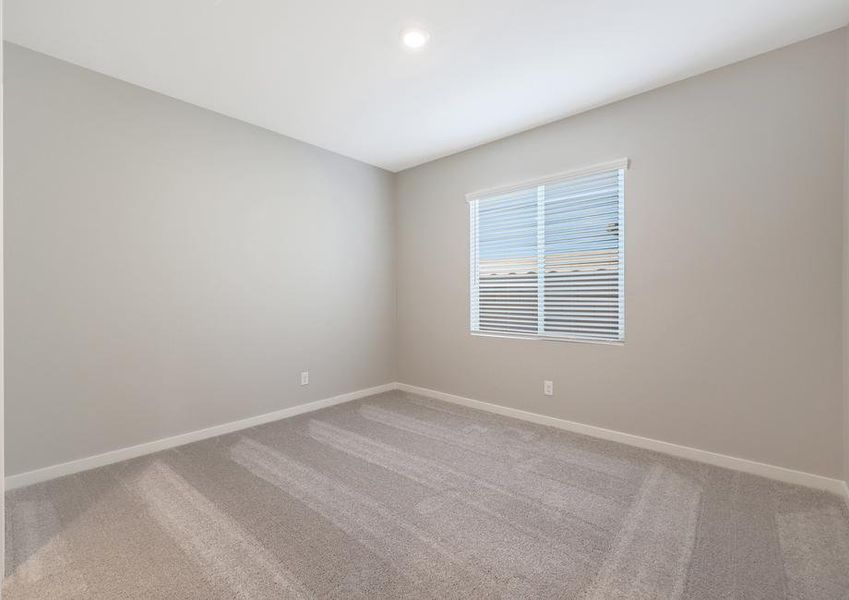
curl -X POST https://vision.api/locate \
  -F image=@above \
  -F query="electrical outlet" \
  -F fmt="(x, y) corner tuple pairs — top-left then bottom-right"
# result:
(300, 371), (309, 386)
(544, 380), (554, 396)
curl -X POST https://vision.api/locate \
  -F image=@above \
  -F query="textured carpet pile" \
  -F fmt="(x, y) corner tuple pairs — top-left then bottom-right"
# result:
(5, 390), (849, 599)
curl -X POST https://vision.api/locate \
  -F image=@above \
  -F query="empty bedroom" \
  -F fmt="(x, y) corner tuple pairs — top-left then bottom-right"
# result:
(2, 1), (849, 598)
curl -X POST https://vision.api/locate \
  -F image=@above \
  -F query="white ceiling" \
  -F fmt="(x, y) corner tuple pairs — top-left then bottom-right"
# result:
(5, 1), (849, 172)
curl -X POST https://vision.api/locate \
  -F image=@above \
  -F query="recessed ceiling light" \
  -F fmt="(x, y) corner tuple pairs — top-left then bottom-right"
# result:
(401, 27), (430, 50)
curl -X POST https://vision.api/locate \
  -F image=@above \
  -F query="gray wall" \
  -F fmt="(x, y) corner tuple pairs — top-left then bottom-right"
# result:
(396, 30), (847, 478)
(1, 23), (6, 571)
(7, 31), (849, 482)
(4, 44), (396, 476)
(844, 29), (849, 486)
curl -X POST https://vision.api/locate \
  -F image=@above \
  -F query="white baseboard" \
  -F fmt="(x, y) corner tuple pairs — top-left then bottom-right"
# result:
(5, 382), (396, 491)
(8, 380), (846, 499)
(396, 383), (848, 496)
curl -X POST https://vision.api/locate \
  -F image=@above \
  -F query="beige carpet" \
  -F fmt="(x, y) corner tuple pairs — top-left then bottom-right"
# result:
(5, 390), (849, 599)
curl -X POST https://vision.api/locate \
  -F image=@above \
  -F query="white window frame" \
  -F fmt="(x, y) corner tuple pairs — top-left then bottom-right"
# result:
(467, 158), (628, 345)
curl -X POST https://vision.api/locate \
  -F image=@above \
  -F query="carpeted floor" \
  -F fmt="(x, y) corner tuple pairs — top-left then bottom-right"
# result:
(5, 390), (849, 599)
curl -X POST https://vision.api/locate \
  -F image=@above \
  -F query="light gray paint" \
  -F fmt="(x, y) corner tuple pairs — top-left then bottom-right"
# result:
(4, 43), (396, 476)
(842, 27), (849, 488)
(396, 30), (847, 478)
(6, 30), (849, 484)
(1, 19), (6, 576)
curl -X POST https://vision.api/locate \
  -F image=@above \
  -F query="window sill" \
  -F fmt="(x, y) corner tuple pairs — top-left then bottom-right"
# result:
(470, 331), (624, 346)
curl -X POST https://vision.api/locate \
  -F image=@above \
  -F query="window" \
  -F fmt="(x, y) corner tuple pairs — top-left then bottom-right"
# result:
(468, 159), (627, 343)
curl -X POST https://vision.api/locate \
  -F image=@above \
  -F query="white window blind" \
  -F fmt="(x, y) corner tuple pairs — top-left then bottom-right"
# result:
(468, 160), (626, 343)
